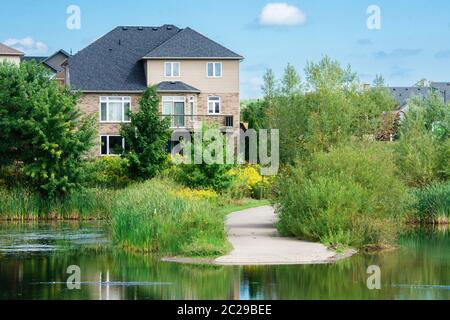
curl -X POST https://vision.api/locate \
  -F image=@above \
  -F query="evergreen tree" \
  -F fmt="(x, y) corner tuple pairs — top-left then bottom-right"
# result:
(121, 86), (171, 180)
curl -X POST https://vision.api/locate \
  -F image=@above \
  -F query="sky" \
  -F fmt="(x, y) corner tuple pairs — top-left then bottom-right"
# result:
(2, 0), (450, 98)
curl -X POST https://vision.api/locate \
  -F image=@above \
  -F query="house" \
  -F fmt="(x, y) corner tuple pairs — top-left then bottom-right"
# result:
(387, 82), (449, 112)
(23, 49), (71, 84)
(66, 25), (243, 156)
(0, 43), (24, 65)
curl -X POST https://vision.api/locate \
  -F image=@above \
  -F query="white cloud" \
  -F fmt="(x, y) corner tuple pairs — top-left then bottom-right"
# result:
(259, 3), (306, 26)
(3, 37), (48, 55)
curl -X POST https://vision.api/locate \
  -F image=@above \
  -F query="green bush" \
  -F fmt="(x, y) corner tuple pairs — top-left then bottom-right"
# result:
(84, 156), (131, 189)
(410, 182), (450, 223)
(394, 93), (450, 187)
(0, 61), (96, 198)
(175, 126), (235, 193)
(111, 179), (229, 256)
(276, 144), (409, 248)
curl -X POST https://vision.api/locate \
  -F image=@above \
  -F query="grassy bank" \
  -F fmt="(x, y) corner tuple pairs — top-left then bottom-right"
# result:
(409, 182), (450, 224)
(110, 179), (268, 257)
(0, 188), (114, 221)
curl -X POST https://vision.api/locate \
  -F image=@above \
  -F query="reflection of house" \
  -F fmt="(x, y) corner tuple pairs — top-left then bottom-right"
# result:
(0, 43), (24, 65)
(65, 25), (243, 156)
(23, 50), (71, 84)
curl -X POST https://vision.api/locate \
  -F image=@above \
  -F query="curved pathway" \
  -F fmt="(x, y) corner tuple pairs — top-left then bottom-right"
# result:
(214, 206), (355, 265)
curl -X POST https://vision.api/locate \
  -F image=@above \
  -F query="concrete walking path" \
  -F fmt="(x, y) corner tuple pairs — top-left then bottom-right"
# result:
(214, 206), (355, 266)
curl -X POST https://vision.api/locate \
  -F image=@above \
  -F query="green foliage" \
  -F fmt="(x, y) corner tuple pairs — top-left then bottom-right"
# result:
(395, 93), (450, 187)
(280, 63), (302, 96)
(83, 156), (131, 189)
(276, 144), (409, 248)
(0, 187), (114, 220)
(121, 86), (171, 180)
(111, 179), (229, 256)
(267, 57), (397, 164)
(175, 126), (235, 192)
(241, 99), (268, 130)
(410, 182), (450, 223)
(0, 61), (96, 198)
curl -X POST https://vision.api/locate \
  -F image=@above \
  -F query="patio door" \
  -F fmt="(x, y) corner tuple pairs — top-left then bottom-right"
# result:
(162, 97), (185, 127)
(174, 101), (185, 127)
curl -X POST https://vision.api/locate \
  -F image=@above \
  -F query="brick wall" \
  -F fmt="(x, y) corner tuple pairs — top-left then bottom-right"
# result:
(78, 91), (240, 157)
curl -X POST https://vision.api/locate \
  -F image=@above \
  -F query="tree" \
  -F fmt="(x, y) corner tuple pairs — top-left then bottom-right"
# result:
(281, 63), (302, 96)
(373, 74), (386, 88)
(262, 69), (278, 104)
(0, 61), (96, 198)
(305, 55), (357, 92)
(121, 86), (171, 180)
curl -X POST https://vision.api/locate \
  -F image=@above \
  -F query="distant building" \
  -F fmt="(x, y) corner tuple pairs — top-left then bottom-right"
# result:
(387, 82), (450, 112)
(0, 43), (24, 65)
(23, 50), (71, 84)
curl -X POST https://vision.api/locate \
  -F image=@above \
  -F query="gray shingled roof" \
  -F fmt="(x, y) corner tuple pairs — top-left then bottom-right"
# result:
(68, 25), (242, 92)
(157, 81), (200, 93)
(0, 43), (24, 56)
(387, 87), (432, 108)
(431, 82), (450, 104)
(387, 86), (448, 109)
(143, 27), (243, 59)
(68, 25), (181, 91)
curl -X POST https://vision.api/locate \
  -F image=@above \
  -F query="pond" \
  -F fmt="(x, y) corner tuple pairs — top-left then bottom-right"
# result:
(0, 221), (448, 300)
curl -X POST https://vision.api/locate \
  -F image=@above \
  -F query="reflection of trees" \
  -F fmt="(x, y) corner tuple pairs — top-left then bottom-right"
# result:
(0, 250), (236, 300)
(240, 226), (450, 300)
(1, 225), (448, 300)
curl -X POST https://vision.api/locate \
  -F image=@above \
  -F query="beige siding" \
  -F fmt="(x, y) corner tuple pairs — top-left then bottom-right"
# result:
(0, 56), (21, 65)
(146, 60), (240, 93)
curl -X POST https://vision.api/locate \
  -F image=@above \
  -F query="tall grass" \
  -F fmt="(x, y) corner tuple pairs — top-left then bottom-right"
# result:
(410, 183), (450, 224)
(0, 188), (115, 220)
(111, 179), (229, 257)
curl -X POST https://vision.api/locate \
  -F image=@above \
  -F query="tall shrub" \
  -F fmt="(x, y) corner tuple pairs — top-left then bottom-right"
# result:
(394, 93), (450, 187)
(276, 144), (409, 248)
(0, 62), (96, 197)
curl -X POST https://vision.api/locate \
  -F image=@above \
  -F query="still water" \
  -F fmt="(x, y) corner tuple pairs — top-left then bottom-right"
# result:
(0, 221), (448, 300)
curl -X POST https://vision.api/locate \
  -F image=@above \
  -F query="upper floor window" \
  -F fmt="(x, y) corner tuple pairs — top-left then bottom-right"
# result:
(165, 62), (180, 77)
(208, 96), (221, 114)
(100, 97), (131, 123)
(207, 62), (222, 78)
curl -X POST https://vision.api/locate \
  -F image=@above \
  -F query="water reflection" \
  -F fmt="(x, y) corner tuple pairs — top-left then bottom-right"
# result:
(0, 222), (448, 300)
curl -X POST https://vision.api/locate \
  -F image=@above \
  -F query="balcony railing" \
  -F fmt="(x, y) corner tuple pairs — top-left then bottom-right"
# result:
(161, 115), (234, 129)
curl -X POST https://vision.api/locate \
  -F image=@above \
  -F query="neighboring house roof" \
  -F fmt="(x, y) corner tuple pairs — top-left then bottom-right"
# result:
(387, 87), (432, 109)
(22, 56), (48, 63)
(42, 50), (71, 72)
(22, 50), (71, 73)
(143, 27), (243, 60)
(157, 81), (200, 93)
(0, 43), (24, 56)
(68, 25), (243, 92)
(387, 85), (448, 110)
(431, 82), (450, 104)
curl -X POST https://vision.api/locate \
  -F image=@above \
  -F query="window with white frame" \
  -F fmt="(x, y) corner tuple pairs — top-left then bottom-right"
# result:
(207, 62), (222, 77)
(100, 136), (125, 156)
(165, 62), (180, 77)
(208, 96), (221, 114)
(100, 97), (131, 123)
